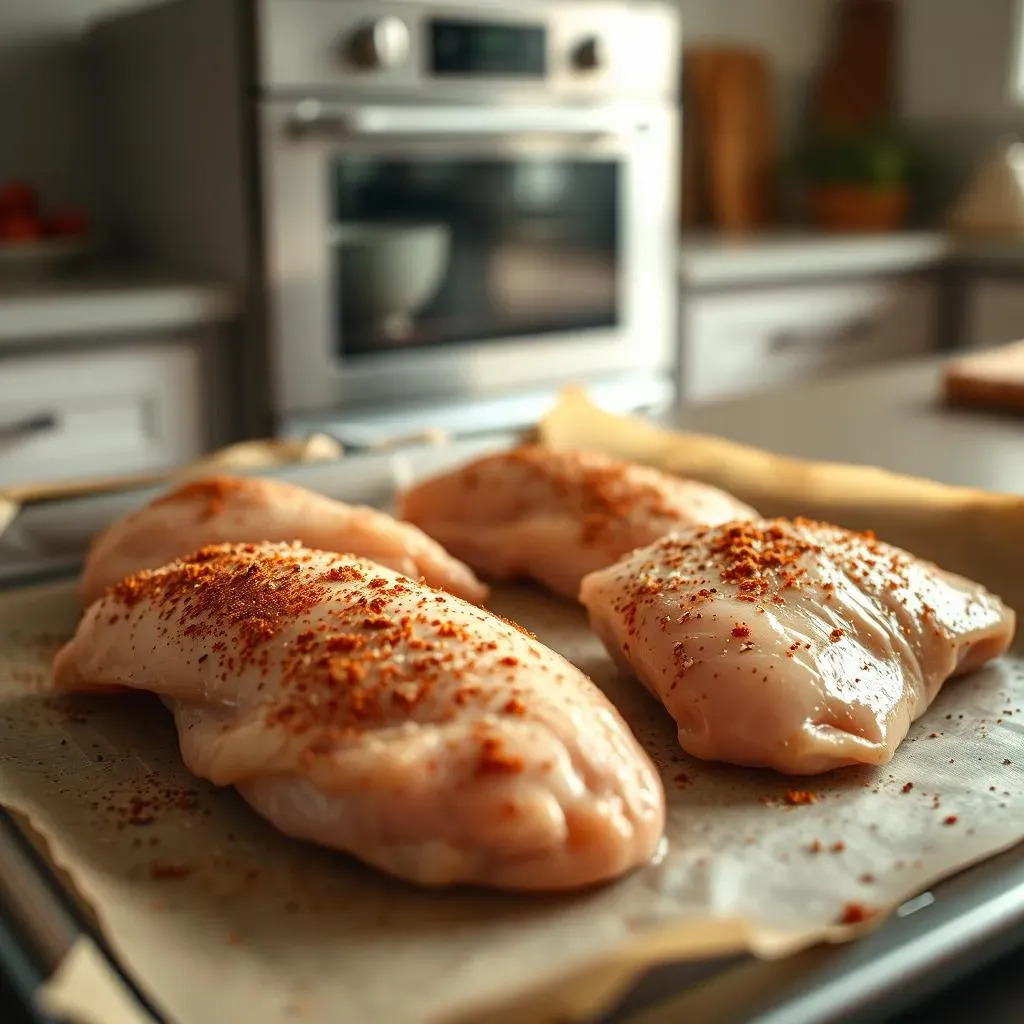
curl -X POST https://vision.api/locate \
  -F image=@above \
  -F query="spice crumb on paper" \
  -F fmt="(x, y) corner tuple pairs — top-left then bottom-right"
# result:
(149, 863), (194, 881)
(0, 579), (1022, 1024)
(838, 902), (875, 925)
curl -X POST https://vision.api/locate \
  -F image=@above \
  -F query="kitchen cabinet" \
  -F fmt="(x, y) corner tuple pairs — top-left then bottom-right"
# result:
(0, 275), (235, 490)
(680, 277), (939, 404)
(0, 335), (225, 489)
(963, 277), (1024, 350)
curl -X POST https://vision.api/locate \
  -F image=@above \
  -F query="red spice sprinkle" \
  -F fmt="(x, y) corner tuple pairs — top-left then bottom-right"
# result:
(323, 564), (365, 583)
(492, 613), (537, 640)
(151, 476), (256, 520)
(901, 782), (914, 794)
(106, 543), (545, 742)
(482, 446), (711, 545)
(476, 736), (525, 776)
(150, 863), (193, 880)
(730, 624), (751, 639)
(785, 790), (818, 806)
(859, 873), (876, 884)
(943, 816), (959, 826)
(839, 902), (874, 925)
(808, 839), (823, 853)
(828, 628), (844, 642)
(831, 841), (846, 853)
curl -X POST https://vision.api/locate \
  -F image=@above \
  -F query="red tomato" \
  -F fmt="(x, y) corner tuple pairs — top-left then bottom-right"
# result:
(0, 214), (43, 242)
(44, 207), (90, 238)
(0, 181), (38, 217)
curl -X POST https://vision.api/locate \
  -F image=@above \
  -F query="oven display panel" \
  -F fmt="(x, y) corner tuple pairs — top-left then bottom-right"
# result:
(429, 19), (546, 77)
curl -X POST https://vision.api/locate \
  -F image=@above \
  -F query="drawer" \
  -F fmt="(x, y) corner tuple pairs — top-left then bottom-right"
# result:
(964, 279), (1024, 350)
(0, 342), (207, 487)
(681, 279), (938, 403)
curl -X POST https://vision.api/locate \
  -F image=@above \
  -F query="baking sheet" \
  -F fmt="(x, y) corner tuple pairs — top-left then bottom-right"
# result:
(0, 567), (1022, 1024)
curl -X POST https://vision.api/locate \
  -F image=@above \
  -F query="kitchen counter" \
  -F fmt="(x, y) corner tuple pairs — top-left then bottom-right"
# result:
(679, 231), (952, 289)
(673, 354), (1024, 494)
(0, 271), (236, 345)
(679, 230), (1024, 289)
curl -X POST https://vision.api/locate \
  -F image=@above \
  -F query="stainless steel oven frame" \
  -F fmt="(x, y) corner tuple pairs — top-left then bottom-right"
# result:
(261, 97), (678, 417)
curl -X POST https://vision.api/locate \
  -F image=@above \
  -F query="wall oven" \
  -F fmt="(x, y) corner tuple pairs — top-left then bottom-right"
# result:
(91, 0), (681, 446)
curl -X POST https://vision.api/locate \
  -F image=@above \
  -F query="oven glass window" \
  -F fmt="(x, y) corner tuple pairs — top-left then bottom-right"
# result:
(330, 158), (620, 358)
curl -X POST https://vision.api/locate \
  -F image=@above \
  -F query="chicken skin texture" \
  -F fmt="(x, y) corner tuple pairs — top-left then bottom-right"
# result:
(80, 475), (487, 608)
(54, 542), (665, 891)
(579, 519), (1015, 775)
(398, 446), (758, 601)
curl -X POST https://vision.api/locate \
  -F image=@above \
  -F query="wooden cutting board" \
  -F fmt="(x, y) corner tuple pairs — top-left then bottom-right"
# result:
(812, 0), (897, 130)
(943, 340), (1024, 415)
(682, 47), (777, 231)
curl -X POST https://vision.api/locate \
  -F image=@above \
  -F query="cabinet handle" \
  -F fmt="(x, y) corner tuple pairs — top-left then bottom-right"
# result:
(769, 317), (878, 353)
(0, 413), (58, 442)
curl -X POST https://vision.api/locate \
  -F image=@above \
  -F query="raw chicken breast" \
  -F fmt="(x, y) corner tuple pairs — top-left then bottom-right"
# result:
(54, 542), (664, 891)
(398, 445), (758, 600)
(580, 519), (1016, 775)
(80, 475), (487, 607)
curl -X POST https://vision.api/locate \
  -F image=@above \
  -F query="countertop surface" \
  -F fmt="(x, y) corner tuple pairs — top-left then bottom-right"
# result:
(0, 270), (235, 346)
(679, 230), (1024, 289)
(679, 231), (952, 289)
(673, 354), (1024, 494)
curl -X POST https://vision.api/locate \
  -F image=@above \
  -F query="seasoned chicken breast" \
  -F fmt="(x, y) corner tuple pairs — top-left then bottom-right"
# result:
(80, 475), (487, 608)
(580, 519), (1016, 775)
(398, 446), (758, 600)
(54, 542), (665, 891)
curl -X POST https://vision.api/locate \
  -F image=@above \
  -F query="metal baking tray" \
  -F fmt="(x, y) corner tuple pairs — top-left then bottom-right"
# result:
(1, 443), (1022, 1024)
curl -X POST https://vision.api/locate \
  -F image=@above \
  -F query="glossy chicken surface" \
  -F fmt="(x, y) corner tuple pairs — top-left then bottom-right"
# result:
(54, 542), (665, 890)
(80, 475), (487, 608)
(398, 445), (758, 600)
(580, 519), (1016, 774)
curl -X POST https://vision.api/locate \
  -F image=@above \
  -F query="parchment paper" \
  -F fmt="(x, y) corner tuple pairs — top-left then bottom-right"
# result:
(1, 576), (1022, 1024)
(36, 937), (160, 1024)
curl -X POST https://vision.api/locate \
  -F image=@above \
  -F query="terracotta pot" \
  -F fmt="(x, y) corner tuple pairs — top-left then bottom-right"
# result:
(809, 185), (908, 233)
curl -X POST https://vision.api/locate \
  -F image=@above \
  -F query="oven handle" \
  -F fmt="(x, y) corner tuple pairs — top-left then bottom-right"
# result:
(284, 102), (640, 141)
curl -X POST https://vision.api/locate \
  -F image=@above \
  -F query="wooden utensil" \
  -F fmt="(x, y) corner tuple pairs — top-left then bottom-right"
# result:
(683, 47), (777, 232)
(813, 0), (897, 130)
(680, 49), (720, 227)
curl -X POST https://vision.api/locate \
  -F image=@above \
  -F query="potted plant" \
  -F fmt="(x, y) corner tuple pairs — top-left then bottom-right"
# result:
(793, 128), (918, 232)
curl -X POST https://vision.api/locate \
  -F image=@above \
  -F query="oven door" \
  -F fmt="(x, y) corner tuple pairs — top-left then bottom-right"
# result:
(260, 100), (678, 418)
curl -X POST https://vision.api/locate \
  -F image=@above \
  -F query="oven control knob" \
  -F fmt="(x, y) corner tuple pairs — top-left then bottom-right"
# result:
(348, 17), (411, 70)
(572, 36), (605, 72)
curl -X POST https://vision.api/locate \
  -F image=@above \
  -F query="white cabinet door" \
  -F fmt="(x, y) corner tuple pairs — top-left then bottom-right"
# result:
(964, 278), (1024, 350)
(0, 342), (207, 487)
(682, 279), (938, 404)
